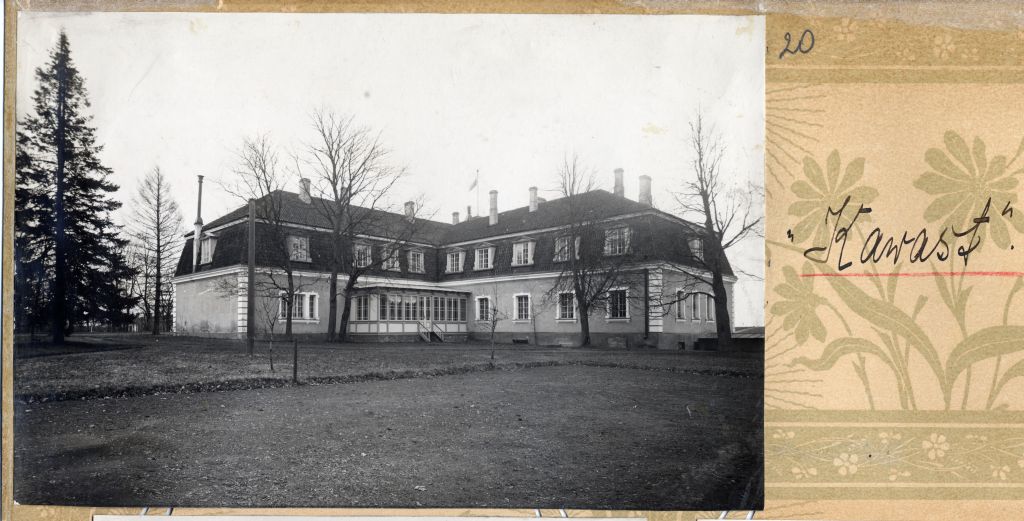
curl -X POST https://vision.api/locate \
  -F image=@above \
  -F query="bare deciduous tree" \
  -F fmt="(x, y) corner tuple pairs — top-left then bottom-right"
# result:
(544, 156), (644, 347)
(128, 167), (184, 334)
(224, 134), (314, 338)
(297, 108), (426, 342)
(673, 111), (763, 348)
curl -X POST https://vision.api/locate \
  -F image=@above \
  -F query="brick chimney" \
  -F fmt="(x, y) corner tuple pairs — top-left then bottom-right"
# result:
(192, 175), (204, 273)
(298, 178), (312, 204)
(466, 205), (472, 220)
(613, 168), (624, 197)
(639, 175), (652, 206)
(452, 211), (460, 225)
(528, 186), (538, 212)
(489, 190), (498, 226)
(404, 201), (415, 221)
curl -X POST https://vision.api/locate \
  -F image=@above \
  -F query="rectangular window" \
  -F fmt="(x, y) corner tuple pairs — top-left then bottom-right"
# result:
(447, 298), (455, 322)
(458, 298), (467, 322)
(692, 294), (700, 322)
(288, 235), (310, 262)
(355, 295), (369, 321)
(433, 297), (441, 321)
(608, 289), (628, 319)
(558, 292), (575, 320)
(604, 227), (630, 256)
(553, 236), (579, 262)
(389, 295), (399, 321)
(383, 248), (401, 271)
(474, 247), (493, 270)
(512, 241), (534, 266)
(354, 243), (373, 268)
(200, 237), (216, 264)
(515, 294), (531, 321)
(699, 294), (708, 322)
(446, 251), (464, 273)
(292, 294), (305, 319)
(307, 294), (317, 319)
(404, 296), (415, 320)
(676, 291), (688, 320)
(706, 294), (715, 322)
(477, 297), (490, 321)
(379, 293), (387, 321)
(408, 250), (425, 273)
(689, 238), (704, 262)
(279, 292), (317, 320)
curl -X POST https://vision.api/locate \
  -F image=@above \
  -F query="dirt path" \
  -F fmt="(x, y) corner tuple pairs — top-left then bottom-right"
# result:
(14, 365), (762, 510)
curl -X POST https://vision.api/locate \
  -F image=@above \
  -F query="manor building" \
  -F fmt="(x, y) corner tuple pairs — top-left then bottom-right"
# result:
(172, 171), (736, 349)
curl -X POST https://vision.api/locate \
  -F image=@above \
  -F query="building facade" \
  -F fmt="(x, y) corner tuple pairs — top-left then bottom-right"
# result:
(172, 172), (737, 349)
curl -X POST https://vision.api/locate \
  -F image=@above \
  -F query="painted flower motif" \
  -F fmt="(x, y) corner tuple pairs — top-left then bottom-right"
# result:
(1017, 456), (1024, 469)
(959, 47), (980, 62)
(878, 431), (903, 444)
(833, 453), (859, 476)
(895, 47), (918, 63)
(834, 18), (858, 42)
(933, 34), (956, 59)
(770, 264), (828, 344)
(922, 433), (950, 460)
(791, 466), (818, 479)
(992, 465), (1011, 480)
(789, 150), (878, 249)
(912, 131), (1023, 250)
(772, 429), (796, 440)
(888, 468), (911, 481)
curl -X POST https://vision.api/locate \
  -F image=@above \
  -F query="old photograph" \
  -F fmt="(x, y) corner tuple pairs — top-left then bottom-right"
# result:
(12, 12), (765, 510)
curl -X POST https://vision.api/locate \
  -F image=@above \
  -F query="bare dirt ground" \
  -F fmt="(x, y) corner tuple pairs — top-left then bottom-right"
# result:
(13, 335), (763, 510)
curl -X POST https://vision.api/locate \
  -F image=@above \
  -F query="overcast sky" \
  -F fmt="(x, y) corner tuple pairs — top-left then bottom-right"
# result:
(16, 12), (765, 326)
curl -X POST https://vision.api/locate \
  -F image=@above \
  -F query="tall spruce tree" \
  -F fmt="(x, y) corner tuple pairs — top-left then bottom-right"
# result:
(15, 30), (136, 342)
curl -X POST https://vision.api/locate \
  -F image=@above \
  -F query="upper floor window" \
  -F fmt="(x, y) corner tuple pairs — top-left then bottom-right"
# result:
(382, 247), (401, 271)
(446, 250), (465, 273)
(199, 236), (216, 264)
(604, 227), (630, 256)
(557, 292), (575, 320)
(408, 250), (425, 273)
(515, 294), (531, 321)
(354, 243), (373, 268)
(288, 235), (310, 262)
(553, 236), (580, 262)
(512, 240), (535, 266)
(689, 237), (704, 262)
(607, 289), (628, 319)
(474, 246), (494, 270)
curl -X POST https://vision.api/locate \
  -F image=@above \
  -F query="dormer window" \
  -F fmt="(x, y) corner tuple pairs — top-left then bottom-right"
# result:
(408, 250), (425, 273)
(688, 237), (704, 262)
(288, 235), (310, 262)
(446, 249), (465, 273)
(383, 247), (401, 271)
(474, 245), (495, 270)
(512, 239), (535, 266)
(553, 236), (580, 262)
(200, 236), (216, 264)
(604, 227), (630, 256)
(354, 243), (373, 268)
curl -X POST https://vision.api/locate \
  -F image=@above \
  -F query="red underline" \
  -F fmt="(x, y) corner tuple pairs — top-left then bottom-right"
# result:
(801, 271), (1024, 278)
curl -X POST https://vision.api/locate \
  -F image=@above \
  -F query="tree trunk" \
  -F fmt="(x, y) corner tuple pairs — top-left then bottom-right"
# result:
(153, 241), (162, 335)
(51, 54), (69, 345)
(285, 272), (294, 337)
(326, 269), (339, 342)
(710, 253), (733, 350)
(578, 304), (591, 347)
(338, 276), (357, 342)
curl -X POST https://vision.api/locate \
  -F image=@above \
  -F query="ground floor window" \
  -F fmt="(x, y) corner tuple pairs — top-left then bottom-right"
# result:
(279, 292), (318, 320)
(477, 297), (491, 321)
(377, 293), (465, 322)
(354, 295), (370, 321)
(515, 294), (531, 321)
(706, 294), (715, 322)
(558, 292), (575, 320)
(607, 289), (628, 319)
(676, 290), (688, 320)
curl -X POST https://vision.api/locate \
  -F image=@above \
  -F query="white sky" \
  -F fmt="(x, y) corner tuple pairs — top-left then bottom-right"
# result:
(16, 12), (765, 326)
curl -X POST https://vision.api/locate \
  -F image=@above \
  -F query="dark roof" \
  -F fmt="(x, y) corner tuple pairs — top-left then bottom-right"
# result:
(194, 190), (452, 245)
(193, 188), (701, 247)
(442, 189), (698, 244)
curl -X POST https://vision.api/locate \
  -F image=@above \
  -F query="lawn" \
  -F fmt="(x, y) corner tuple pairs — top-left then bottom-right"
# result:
(14, 334), (762, 401)
(13, 334), (763, 510)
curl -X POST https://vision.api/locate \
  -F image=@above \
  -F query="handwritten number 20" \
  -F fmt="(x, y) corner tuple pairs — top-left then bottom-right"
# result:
(779, 29), (814, 59)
